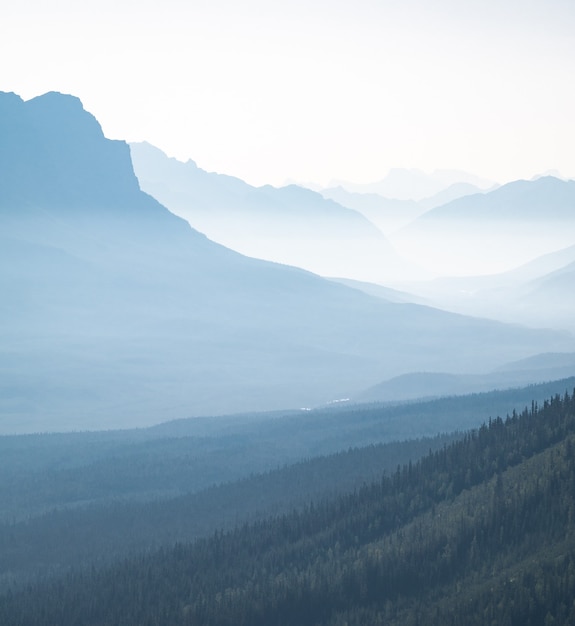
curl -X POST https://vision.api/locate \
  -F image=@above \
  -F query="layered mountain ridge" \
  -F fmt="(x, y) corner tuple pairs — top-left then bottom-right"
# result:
(0, 90), (572, 432)
(129, 141), (420, 283)
(393, 176), (575, 275)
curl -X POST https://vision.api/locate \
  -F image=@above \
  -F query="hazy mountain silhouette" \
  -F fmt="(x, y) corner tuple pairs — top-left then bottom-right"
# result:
(0, 91), (572, 432)
(389, 242), (575, 332)
(318, 187), (424, 233)
(498, 243), (575, 283)
(513, 259), (575, 330)
(393, 176), (575, 275)
(328, 168), (495, 201)
(129, 142), (420, 282)
(326, 277), (427, 305)
(418, 181), (497, 210)
(320, 181), (490, 234)
(411, 176), (575, 222)
(356, 353), (575, 403)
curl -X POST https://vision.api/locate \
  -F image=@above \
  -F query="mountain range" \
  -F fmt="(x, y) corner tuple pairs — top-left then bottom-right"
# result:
(129, 141), (419, 283)
(4, 387), (575, 624)
(1, 90), (573, 433)
(2, 87), (574, 626)
(391, 242), (575, 332)
(0, 378), (573, 592)
(326, 167), (495, 201)
(393, 176), (575, 275)
(319, 181), (491, 233)
(356, 352), (575, 403)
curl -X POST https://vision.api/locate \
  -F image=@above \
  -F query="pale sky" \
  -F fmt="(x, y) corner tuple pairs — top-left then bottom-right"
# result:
(2, 0), (574, 187)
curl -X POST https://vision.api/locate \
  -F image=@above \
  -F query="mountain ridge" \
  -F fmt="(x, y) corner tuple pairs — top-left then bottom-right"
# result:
(129, 141), (421, 282)
(1, 90), (572, 432)
(3, 388), (574, 624)
(392, 176), (575, 275)
(326, 167), (495, 201)
(412, 175), (575, 222)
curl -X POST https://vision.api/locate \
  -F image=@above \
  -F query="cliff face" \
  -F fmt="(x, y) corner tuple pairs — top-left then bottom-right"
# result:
(1, 91), (136, 208)
(0, 91), (198, 252)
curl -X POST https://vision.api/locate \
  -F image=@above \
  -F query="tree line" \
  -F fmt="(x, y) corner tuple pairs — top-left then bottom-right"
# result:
(2, 389), (575, 624)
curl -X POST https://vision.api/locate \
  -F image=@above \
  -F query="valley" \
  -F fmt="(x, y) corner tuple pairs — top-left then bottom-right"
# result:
(0, 88), (574, 625)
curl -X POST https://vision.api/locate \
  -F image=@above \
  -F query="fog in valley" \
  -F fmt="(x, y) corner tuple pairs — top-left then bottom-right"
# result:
(2, 92), (574, 437)
(2, 0), (575, 619)
(2, 22), (575, 621)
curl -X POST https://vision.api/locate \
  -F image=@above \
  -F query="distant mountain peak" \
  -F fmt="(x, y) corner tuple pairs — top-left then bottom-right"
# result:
(327, 168), (496, 201)
(530, 169), (568, 181)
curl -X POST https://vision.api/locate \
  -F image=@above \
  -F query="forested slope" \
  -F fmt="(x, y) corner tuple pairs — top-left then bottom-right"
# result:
(2, 381), (573, 593)
(2, 390), (575, 625)
(3, 379), (570, 524)
(0, 434), (457, 590)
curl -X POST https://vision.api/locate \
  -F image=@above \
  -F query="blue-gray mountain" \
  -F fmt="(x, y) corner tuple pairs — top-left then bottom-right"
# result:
(356, 353), (575, 403)
(129, 141), (421, 282)
(327, 167), (494, 201)
(320, 181), (491, 234)
(394, 243), (575, 332)
(0, 91), (572, 432)
(411, 176), (575, 222)
(393, 176), (575, 275)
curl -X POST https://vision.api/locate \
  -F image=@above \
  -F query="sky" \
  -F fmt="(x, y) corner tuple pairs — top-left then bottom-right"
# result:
(2, 0), (574, 188)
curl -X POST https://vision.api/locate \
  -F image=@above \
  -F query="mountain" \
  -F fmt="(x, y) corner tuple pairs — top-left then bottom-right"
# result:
(496, 351), (575, 374)
(512, 259), (575, 331)
(528, 259), (575, 295)
(2, 378), (574, 592)
(393, 177), (575, 275)
(1, 90), (572, 433)
(4, 388), (575, 624)
(326, 276), (427, 304)
(390, 243), (575, 332)
(318, 186), (425, 233)
(320, 181), (492, 235)
(328, 168), (495, 201)
(130, 142), (419, 283)
(411, 175), (575, 222)
(418, 180), (496, 210)
(0, 430), (461, 590)
(356, 353), (575, 403)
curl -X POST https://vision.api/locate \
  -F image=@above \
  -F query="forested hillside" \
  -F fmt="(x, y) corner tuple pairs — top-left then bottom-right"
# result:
(4, 379), (570, 524)
(2, 389), (575, 625)
(0, 434), (457, 591)
(1, 379), (573, 594)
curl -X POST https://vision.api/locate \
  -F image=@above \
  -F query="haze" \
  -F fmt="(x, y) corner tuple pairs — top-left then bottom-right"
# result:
(1, 3), (575, 617)
(2, 0), (574, 189)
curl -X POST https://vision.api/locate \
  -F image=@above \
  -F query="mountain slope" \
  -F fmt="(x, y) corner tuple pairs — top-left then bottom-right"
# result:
(413, 175), (575, 222)
(357, 360), (575, 403)
(4, 377), (572, 522)
(320, 181), (489, 235)
(3, 389), (574, 625)
(393, 176), (575, 275)
(392, 243), (575, 332)
(4, 380), (574, 592)
(328, 167), (494, 201)
(0, 91), (572, 432)
(318, 186), (425, 233)
(129, 141), (419, 282)
(513, 259), (575, 330)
